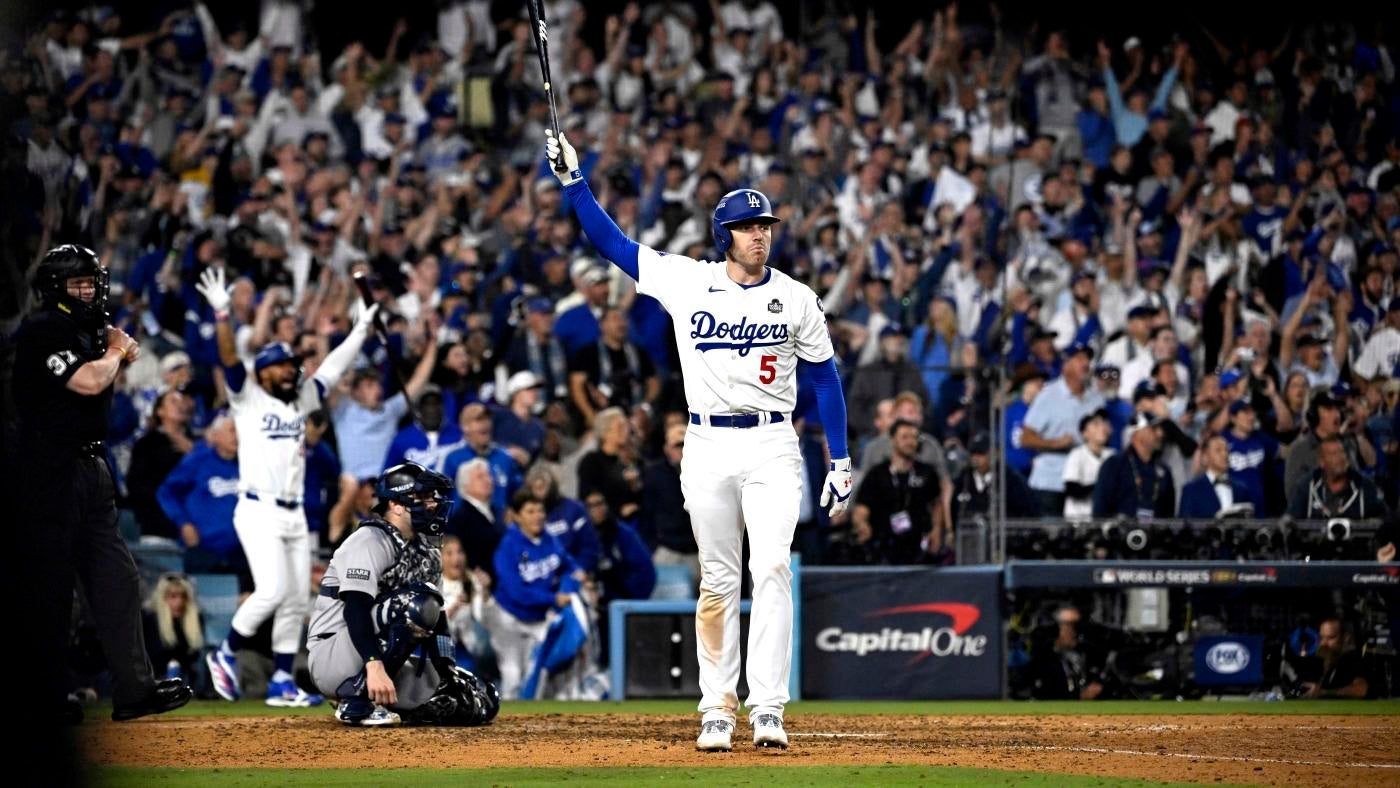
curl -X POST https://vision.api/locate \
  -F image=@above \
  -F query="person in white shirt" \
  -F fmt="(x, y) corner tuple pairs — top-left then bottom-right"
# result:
(1354, 297), (1400, 381)
(1119, 324), (1191, 401)
(970, 91), (1028, 166)
(1063, 410), (1114, 519)
(1100, 304), (1156, 372)
(1049, 271), (1099, 352)
(718, 0), (782, 58)
(1202, 79), (1249, 147)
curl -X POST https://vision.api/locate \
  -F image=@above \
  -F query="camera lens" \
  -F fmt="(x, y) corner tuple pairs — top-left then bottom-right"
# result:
(1125, 528), (1148, 552)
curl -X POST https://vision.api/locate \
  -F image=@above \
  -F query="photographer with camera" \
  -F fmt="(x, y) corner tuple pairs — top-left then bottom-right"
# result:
(1294, 618), (1370, 700)
(1026, 605), (1108, 700)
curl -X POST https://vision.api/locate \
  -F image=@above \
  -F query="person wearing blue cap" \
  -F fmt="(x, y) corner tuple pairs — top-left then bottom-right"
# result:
(1092, 411), (1175, 519)
(1222, 399), (1281, 516)
(1099, 38), (1182, 148)
(504, 297), (571, 406)
(194, 265), (384, 708)
(419, 103), (469, 180)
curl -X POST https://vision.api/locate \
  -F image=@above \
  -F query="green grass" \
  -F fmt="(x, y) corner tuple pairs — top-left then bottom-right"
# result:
(116, 697), (1400, 719)
(91, 766), (1234, 787)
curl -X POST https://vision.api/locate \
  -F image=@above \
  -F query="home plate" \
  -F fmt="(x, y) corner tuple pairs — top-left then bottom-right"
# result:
(790, 733), (893, 738)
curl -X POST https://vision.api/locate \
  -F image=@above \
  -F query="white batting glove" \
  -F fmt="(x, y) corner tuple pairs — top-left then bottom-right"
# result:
(545, 130), (582, 187)
(351, 302), (381, 336)
(195, 266), (231, 314)
(821, 457), (853, 517)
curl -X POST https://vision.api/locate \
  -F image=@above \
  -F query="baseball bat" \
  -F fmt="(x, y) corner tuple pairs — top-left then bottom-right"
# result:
(526, 0), (568, 173)
(351, 271), (420, 423)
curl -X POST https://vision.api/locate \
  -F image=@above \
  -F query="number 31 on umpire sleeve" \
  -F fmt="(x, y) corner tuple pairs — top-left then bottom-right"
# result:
(758, 355), (777, 384)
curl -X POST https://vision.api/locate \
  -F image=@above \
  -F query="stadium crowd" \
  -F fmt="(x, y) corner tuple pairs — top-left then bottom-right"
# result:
(2, 1), (1399, 694)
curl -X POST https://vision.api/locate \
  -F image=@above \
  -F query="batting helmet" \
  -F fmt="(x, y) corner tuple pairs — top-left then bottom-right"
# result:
(712, 189), (780, 256)
(254, 341), (303, 372)
(33, 244), (110, 328)
(374, 462), (453, 535)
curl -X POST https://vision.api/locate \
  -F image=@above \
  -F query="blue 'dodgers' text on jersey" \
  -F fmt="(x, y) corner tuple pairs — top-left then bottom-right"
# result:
(261, 412), (305, 440)
(689, 311), (790, 355)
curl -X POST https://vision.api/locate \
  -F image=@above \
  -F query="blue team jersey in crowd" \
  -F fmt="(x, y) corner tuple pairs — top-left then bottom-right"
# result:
(1224, 430), (1279, 515)
(1004, 399), (1034, 476)
(1243, 205), (1288, 257)
(553, 303), (602, 357)
(544, 498), (601, 574)
(492, 525), (581, 623)
(384, 423), (465, 473)
(156, 444), (241, 557)
(441, 442), (523, 515)
(304, 440), (341, 534)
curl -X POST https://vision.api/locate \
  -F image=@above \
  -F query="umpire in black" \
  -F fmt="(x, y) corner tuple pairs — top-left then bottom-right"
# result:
(14, 245), (192, 724)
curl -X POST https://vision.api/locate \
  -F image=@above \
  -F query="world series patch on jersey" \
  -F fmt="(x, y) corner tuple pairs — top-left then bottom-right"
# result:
(634, 246), (834, 414)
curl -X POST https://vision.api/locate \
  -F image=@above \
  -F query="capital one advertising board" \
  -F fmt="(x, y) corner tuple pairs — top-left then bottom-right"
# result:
(801, 567), (1003, 699)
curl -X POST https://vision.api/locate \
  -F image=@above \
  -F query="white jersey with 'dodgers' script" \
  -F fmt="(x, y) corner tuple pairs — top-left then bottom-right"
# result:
(227, 368), (327, 501)
(634, 246), (833, 413)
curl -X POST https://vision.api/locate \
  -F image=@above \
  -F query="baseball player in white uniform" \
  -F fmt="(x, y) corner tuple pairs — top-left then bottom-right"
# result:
(197, 266), (381, 707)
(547, 131), (853, 751)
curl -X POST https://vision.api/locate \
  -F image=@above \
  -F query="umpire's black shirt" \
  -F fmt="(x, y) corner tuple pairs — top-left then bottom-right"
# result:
(14, 310), (111, 457)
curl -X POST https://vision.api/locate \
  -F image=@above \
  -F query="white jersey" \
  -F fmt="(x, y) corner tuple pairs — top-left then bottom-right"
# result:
(227, 366), (327, 501)
(635, 246), (833, 414)
(1063, 445), (1114, 519)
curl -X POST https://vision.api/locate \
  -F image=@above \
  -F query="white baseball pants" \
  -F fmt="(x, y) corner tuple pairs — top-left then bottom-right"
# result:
(230, 495), (312, 655)
(681, 420), (801, 722)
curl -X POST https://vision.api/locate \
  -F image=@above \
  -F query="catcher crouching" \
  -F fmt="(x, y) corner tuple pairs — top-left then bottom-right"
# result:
(308, 462), (499, 726)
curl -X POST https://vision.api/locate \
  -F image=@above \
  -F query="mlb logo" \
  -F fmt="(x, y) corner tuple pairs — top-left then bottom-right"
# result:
(768, 299), (783, 314)
(747, 193), (761, 208)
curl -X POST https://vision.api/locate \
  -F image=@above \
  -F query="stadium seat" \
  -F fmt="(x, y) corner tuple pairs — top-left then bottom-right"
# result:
(191, 573), (241, 648)
(650, 564), (695, 600)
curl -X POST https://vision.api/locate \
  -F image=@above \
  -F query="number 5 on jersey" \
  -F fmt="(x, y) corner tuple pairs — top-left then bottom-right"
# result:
(758, 354), (777, 384)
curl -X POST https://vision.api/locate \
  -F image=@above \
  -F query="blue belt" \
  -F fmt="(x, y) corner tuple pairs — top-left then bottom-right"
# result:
(244, 491), (302, 510)
(689, 411), (785, 428)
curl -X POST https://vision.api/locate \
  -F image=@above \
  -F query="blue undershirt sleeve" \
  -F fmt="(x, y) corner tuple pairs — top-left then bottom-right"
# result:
(798, 356), (849, 461)
(563, 180), (640, 280)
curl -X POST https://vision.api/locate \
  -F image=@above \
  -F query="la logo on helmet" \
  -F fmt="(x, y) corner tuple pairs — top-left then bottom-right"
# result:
(746, 193), (761, 208)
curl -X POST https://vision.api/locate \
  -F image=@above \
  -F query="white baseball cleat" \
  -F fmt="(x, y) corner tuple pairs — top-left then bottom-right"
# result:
(752, 713), (788, 749)
(335, 699), (402, 727)
(695, 718), (735, 752)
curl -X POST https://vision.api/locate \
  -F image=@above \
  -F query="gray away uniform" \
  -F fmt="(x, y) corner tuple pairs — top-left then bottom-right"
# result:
(307, 519), (444, 711)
